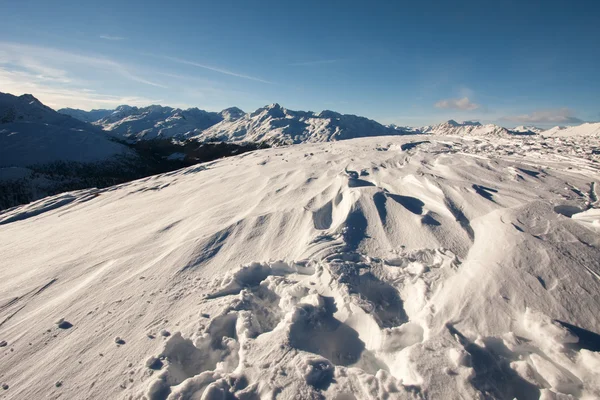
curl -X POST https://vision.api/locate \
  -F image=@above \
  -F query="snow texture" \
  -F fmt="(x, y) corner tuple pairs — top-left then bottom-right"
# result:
(0, 135), (599, 399)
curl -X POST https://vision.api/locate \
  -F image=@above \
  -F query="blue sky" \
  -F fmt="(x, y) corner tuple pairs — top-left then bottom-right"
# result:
(1, 0), (598, 127)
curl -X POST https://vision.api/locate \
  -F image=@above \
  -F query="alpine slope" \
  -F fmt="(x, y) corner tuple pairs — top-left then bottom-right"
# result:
(0, 134), (599, 400)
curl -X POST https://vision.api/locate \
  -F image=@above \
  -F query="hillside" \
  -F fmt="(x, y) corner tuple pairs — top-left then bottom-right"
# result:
(0, 135), (599, 399)
(542, 122), (600, 137)
(0, 93), (132, 167)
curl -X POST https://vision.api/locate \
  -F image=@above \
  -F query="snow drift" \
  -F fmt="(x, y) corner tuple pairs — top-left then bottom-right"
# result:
(0, 135), (599, 399)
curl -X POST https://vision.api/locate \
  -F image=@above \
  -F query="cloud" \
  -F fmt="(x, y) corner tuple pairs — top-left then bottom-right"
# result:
(434, 97), (479, 111)
(289, 59), (340, 66)
(99, 35), (125, 41)
(0, 42), (166, 88)
(501, 108), (583, 125)
(0, 68), (159, 109)
(157, 55), (273, 84)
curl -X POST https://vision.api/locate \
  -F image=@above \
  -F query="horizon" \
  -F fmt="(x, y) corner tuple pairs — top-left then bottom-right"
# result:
(48, 96), (598, 130)
(2, 0), (599, 128)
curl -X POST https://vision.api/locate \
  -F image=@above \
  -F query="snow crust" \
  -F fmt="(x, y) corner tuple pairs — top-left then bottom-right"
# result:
(0, 135), (599, 399)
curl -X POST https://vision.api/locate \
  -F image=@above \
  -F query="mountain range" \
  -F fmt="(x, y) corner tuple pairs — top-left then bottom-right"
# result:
(2, 91), (599, 210)
(60, 103), (408, 144)
(60, 102), (600, 143)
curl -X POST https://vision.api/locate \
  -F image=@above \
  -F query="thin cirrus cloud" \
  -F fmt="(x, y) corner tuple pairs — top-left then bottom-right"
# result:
(500, 108), (583, 125)
(99, 35), (125, 41)
(434, 97), (480, 111)
(157, 55), (274, 84)
(0, 67), (159, 109)
(0, 41), (166, 89)
(0, 41), (169, 109)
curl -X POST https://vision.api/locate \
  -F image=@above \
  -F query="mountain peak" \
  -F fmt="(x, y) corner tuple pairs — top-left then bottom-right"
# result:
(19, 93), (42, 104)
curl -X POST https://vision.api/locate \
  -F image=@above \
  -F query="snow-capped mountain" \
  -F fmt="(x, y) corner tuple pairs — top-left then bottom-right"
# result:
(1, 135), (599, 399)
(0, 92), (131, 167)
(88, 105), (245, 140)
(542, 122), (600, 137)
(2, 93), (101, 130)
(57, 107), (113, 123)
(512, 125), (544, 135)
(192, 103), (408, 145)
(421, 120), (530, 137)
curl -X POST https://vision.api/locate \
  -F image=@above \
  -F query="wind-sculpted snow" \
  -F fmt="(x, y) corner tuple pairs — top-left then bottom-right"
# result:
(0, 135), (599, 399)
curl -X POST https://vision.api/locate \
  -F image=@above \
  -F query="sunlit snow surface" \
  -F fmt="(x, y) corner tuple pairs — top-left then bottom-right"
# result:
(1, 135), (599, 399)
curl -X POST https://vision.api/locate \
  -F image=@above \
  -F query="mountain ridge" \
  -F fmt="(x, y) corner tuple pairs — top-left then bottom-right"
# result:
(60, 102), (600, 142)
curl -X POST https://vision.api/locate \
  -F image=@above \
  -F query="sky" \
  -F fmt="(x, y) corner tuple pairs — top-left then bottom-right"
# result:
(1, 0), (599, 127)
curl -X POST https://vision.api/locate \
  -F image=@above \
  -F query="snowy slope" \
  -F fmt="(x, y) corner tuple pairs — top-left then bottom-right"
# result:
(93, 105), (245, 140)
(1, 135), (599, 399)
(192, 103), (408, 145)
(542, 122), (600, 137)
(0, 93), (132, 167)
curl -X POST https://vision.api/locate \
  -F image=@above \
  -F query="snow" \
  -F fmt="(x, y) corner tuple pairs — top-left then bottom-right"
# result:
(0, 92), (133, 168)
(513, 125), (544, 134)
(421, 120), (535, 137)
(91, 105), (243, 140)
(542, 122), (600, 137)
(0, 134), (599, 399)
(194, 103), (408, 145)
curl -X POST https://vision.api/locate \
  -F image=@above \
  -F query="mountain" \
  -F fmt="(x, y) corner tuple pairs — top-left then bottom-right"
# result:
(1, 135), (599, 399)
(0, 93), (260, 210)
(542, 122), (600, 137)
(0, 92), (131, 167)
(420, 120), (529, 136)
(192, 103), (409, 145)
(93, 105), (245, 140)
(57, 107), (113, 123)
(512, 125), (544, 135)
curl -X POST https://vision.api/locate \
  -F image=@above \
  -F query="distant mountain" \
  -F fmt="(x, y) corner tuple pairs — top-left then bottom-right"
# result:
(0, 92), (132, 167)
(58, 107), (113, 123)
(192, 103), (409, 145)
(92, 105), (245, 140)
(421, 120), (536, 136)
(541, 122), (600, 137)
(0, 93), (261, 210)
(512, 125), (544, 135)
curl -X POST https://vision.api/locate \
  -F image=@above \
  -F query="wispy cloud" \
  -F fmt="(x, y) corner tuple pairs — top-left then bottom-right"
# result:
(152, 54), (273, 84)
(0, 68), (159, 109)
(289, 59), (340, 66)
(99, 35), (125, 41)
(500, 108), (583, 125)
(0, 42), (168, 109)
(434, 97), (479, 111)
(0, 42), (166, 88)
